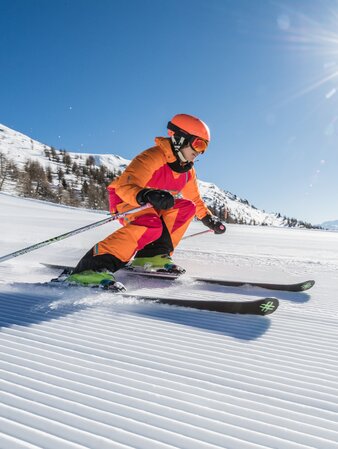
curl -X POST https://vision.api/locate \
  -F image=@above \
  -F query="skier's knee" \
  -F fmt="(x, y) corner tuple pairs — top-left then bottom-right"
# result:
(176, 199), (196, 219)
(132, 214), (163, 243)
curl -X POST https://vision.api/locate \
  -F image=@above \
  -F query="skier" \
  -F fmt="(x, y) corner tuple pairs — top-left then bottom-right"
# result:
(66, 113), (226, 290)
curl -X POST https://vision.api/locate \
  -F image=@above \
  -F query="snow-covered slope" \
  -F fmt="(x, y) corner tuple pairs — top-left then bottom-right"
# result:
(0, 123), (129, 174)
(0, 122), (298, 227)
(0, 193), (337, 449)
(321, 219), (338, 231)
(199, 181), (286, 226)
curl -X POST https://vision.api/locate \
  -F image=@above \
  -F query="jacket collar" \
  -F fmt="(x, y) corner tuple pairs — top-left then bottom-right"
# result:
(155, 137), (177, 163)
(155, 136), (194, 172)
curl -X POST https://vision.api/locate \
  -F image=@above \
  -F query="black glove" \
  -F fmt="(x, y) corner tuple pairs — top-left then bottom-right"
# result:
(201, 214), (226, 234)
(136, 188), (175, 210)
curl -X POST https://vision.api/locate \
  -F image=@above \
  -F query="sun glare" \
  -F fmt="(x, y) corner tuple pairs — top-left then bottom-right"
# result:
(276, 6), (338, 102)
(271, 3), (338, 198)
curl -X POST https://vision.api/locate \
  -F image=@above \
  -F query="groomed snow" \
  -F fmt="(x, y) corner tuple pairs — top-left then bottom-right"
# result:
(0, 192), (337, 449)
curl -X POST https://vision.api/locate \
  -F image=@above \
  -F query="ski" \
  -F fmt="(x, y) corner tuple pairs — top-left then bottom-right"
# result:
(41, 262), (315, 292)
(122, 294), (279, 315)
(123, 268), (314, 291)
(122, 267), (314, 291)
(193, 277), (315, 292)
(118, 293), (279, 315)
(42, 263), (75, 271)
(42, 278), (279, 315)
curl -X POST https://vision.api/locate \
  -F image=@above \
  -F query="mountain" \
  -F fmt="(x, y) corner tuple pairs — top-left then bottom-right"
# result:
(0, 122), (313, 227)
(0, 122), (129, 179)
(321, 220), (338, 230)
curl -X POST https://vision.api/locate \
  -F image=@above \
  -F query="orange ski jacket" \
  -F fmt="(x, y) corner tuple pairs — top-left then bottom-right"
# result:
(107, 137), (210, 219)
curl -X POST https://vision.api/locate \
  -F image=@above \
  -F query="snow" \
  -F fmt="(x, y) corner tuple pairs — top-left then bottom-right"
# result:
(198, 181), (285, 227)
(0, 192), (338, 449)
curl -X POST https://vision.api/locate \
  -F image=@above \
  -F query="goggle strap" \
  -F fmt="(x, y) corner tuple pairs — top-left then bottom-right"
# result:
(171, 135), (185, 150)
(168, 121), (186, 135)
(176, 149), (188, 163)
(170, 135), (188, 163)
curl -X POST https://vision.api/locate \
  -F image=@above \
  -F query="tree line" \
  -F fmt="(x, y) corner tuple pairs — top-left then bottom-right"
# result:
(0, 148), (320, 228)
(0, 149), (122, 210)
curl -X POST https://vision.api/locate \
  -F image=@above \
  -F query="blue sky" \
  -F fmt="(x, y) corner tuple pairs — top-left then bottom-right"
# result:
(1, 0), (338, 224)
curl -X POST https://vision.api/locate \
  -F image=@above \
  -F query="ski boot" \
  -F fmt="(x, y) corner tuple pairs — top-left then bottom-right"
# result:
(55, 269), (126, 292)
(130, 254), (186, 275)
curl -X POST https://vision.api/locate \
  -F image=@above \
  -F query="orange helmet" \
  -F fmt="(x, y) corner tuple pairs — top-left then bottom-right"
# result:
(167, 113), (210, 153)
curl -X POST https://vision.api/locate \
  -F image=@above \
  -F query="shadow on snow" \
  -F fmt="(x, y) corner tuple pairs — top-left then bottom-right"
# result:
(127, 304), (272, 340)
(0, 283), (272, 340)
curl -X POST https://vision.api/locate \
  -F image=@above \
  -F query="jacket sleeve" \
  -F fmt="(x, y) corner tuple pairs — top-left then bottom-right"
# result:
(181, 168), (211, 219)
(112, 148), (163, 206)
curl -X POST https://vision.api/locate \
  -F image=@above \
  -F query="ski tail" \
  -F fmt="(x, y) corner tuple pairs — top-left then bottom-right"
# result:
(194, 278), (315, 292)
(42, 262), (74, 271)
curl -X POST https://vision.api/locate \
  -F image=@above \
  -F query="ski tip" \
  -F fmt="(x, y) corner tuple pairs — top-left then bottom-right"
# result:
(300, 280), (315, 291)
(259, 297), (279, 315)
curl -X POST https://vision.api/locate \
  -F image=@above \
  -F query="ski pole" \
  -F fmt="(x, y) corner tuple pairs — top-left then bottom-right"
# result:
(0, 204), (151, 264)
(182, 229), (213, 240)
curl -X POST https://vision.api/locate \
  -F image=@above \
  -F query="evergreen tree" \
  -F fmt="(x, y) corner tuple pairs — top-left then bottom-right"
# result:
(63, 151), (72, 167)
(50, 147), (57, 160)
(72, 161), (79, 174)
(19, 159), (55, 200)
(46, 166), (53, 183)
(86, 155), (96, 167)
(57, 167), (64, 182)
(82, 180), (89, 195)
(0, 152), (18, 190)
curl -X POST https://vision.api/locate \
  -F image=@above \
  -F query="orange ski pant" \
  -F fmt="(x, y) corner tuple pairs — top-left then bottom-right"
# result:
(94, 199), (196, 262)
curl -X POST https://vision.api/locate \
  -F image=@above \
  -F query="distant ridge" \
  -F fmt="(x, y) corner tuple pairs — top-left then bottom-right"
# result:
(321, 219), (338, 230)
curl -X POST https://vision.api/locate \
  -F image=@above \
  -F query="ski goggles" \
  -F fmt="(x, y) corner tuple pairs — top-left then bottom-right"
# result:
(189, 136), (208, 153)
(168, 122), (209, 153)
